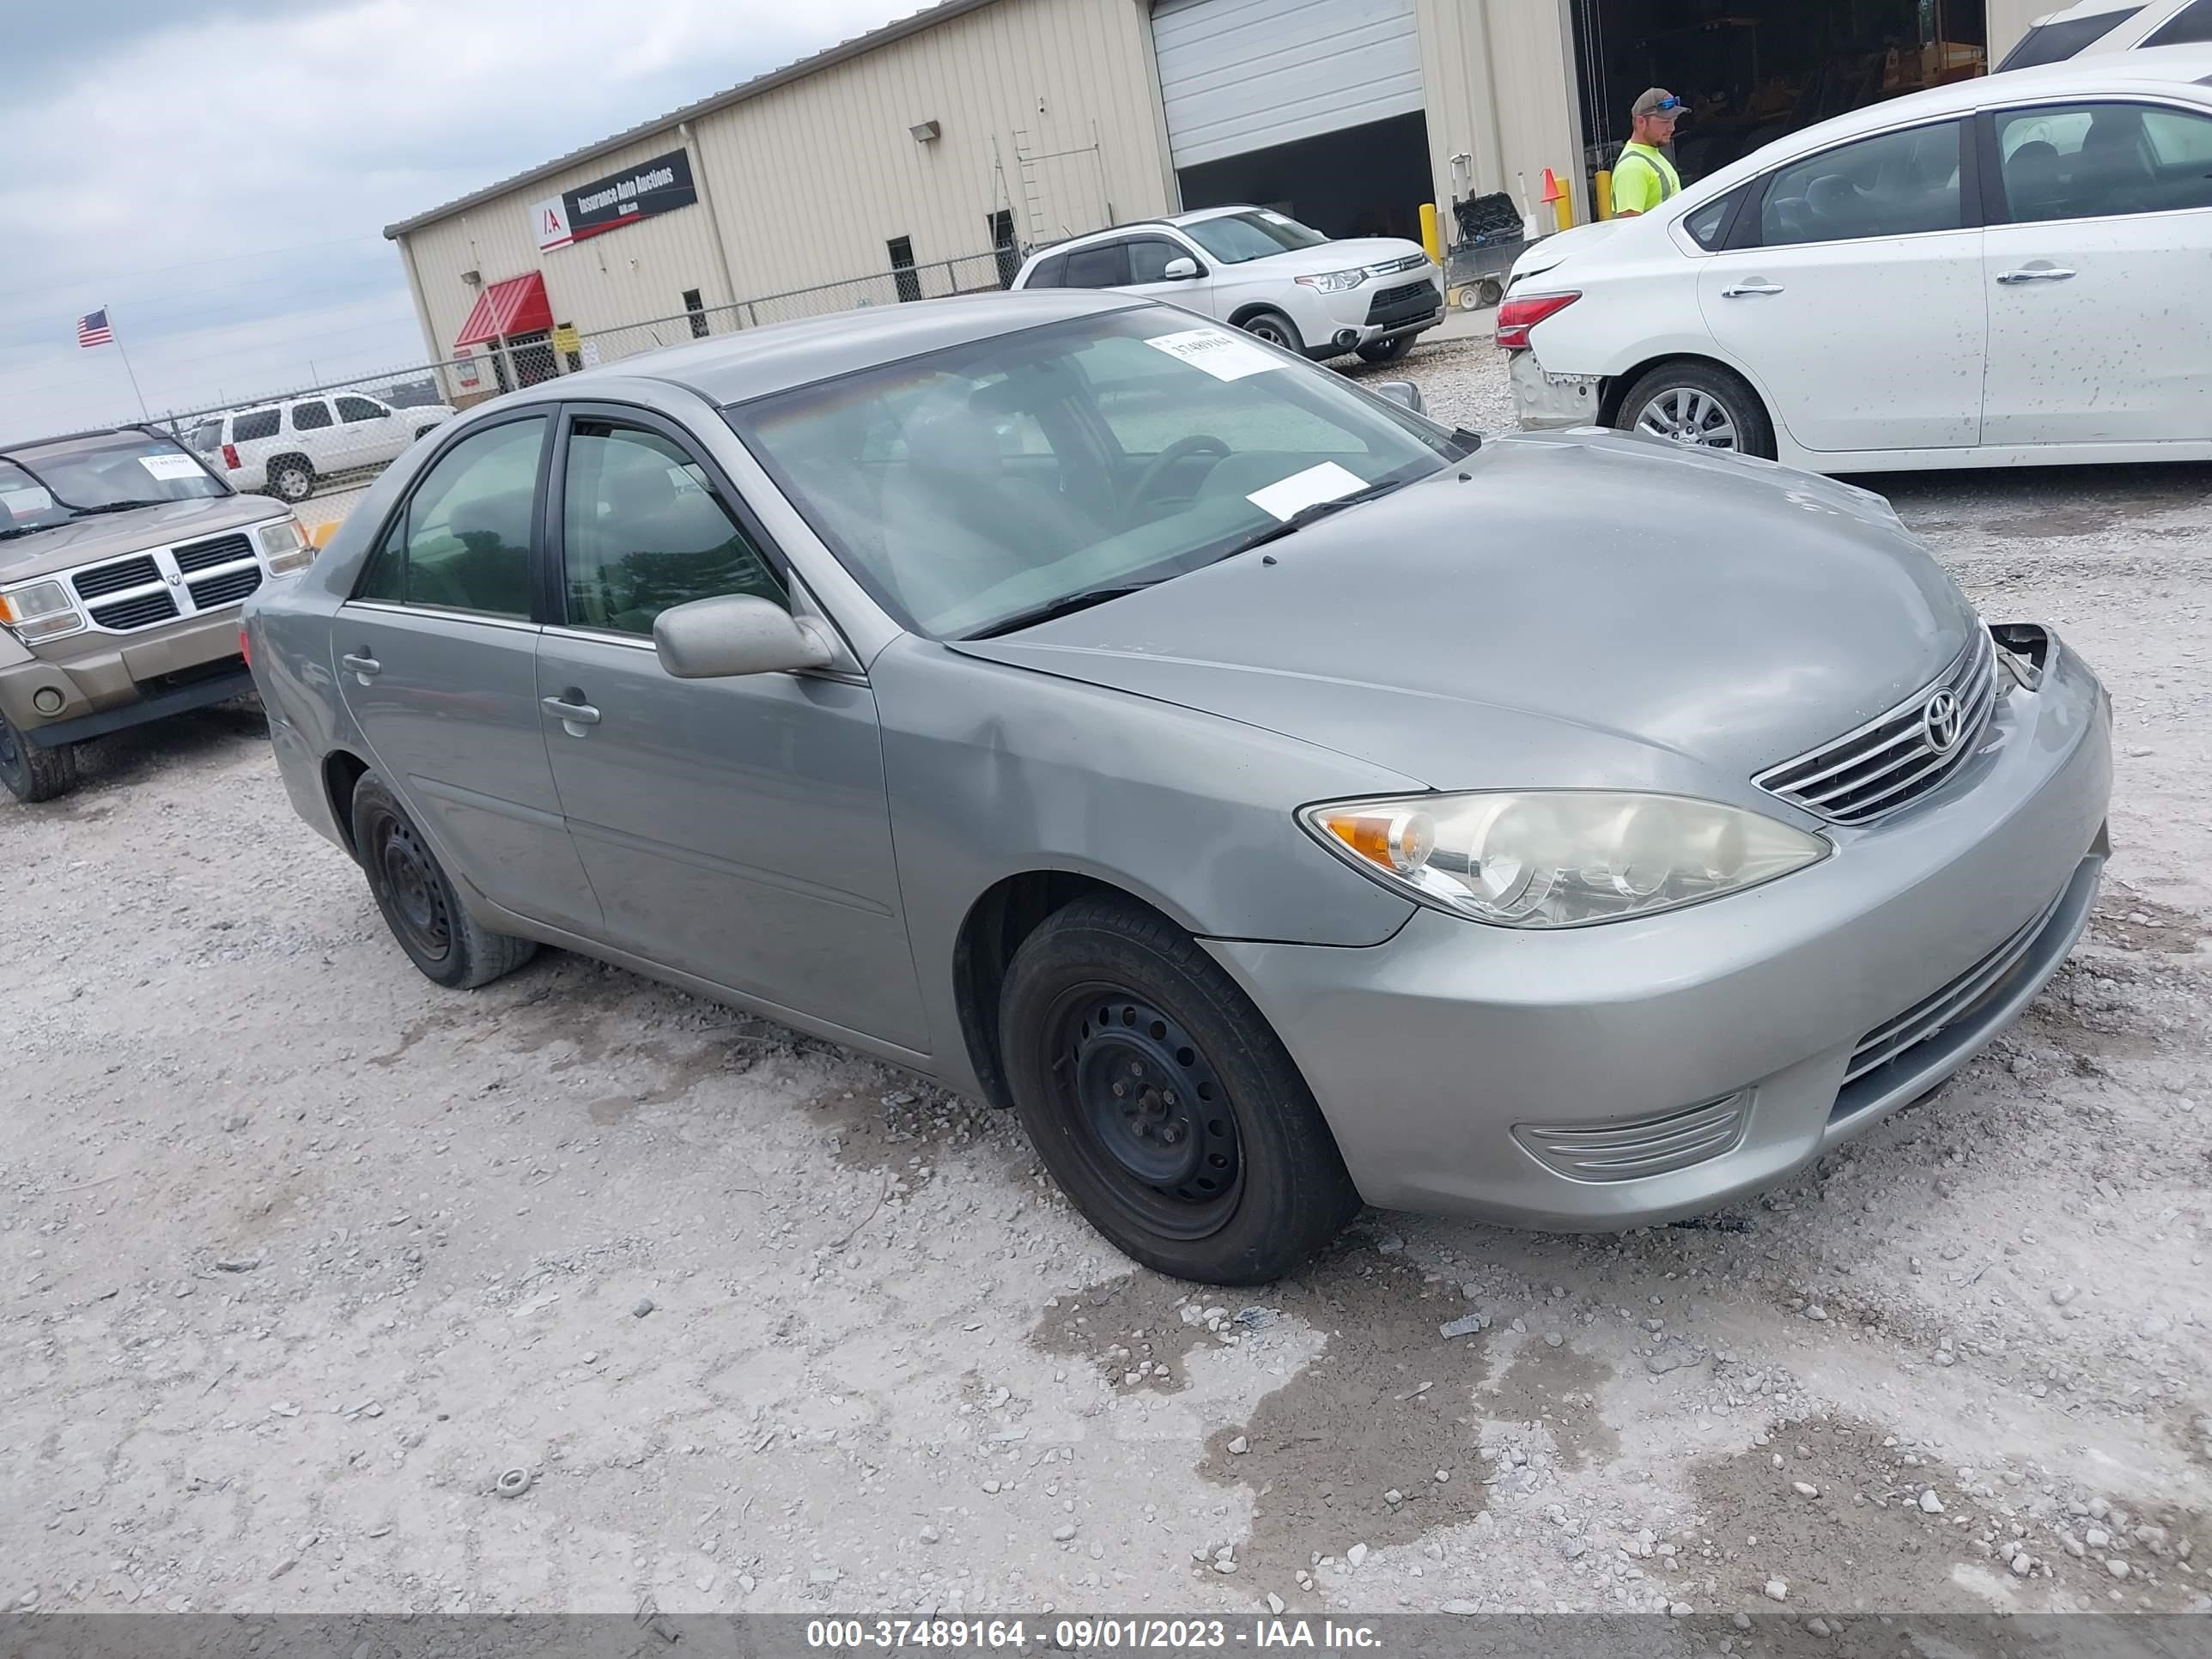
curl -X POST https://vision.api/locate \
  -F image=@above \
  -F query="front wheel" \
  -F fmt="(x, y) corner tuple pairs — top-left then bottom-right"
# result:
(0, 714), (77, 803)
(1355, 333), (1414, 365)
(1237, 310), (1304, 353)
(1000, 896), (1359, 1285)
(351, 773), (537, 989)
(1613, 362), (1776, 459)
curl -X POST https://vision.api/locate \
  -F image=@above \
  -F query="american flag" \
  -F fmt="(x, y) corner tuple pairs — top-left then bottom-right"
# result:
(76, 308), (113, 348)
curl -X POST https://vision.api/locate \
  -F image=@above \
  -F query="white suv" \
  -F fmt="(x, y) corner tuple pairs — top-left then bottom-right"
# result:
(189, 393), (457, 504)
(1011, 206), (1443, 364)
(1998, 0), (2212, 66)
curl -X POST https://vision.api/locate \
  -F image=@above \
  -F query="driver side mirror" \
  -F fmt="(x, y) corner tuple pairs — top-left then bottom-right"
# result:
(1373, 380), (1426, 416)
(653, 594), (835, 678)
(1162, 257), (1200, 281)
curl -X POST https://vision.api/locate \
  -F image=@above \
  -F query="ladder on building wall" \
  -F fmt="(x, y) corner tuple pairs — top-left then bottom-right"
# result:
(1013, 121), (1112, 247)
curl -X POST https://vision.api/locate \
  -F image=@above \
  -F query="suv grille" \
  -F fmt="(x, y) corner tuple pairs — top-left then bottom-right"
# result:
(88, 591), (181, 631)
(72, 556), (161, 600)
(172, 532), (253, 574)
(1365, 252), (1429, 278)
(187, 567), (262, 610)
(1756, 627), (1997, 823)
(1364, 281), (1440, 326)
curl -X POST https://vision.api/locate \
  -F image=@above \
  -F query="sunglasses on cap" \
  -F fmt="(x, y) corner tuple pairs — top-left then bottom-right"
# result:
(1650, 95), (1686, 113)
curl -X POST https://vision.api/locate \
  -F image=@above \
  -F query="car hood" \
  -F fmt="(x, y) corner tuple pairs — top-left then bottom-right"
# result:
(1261, 237), (1433, 276)
(0, 493), (286, 584)
(954, 432), (1978, 794)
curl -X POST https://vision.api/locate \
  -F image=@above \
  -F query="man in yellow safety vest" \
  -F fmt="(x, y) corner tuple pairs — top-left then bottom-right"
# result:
(1613, 88), (1686, 218)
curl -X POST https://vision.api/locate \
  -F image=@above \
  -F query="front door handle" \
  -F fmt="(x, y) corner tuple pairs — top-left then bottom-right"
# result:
(1721, 281), (1785, 297)
(541, 694), (601, 729)
(340, 652), (380, 678)
(1996, 265), (2076, 284)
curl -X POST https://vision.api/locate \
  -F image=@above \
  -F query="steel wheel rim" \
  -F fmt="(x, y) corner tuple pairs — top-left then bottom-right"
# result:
(372, 811), (452, 963)
(1635, 387), (1739, 450)
(1047, 984), (1243, 1240)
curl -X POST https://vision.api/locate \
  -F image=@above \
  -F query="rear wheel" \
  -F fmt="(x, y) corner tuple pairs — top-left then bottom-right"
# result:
(267, 456), (316, 503)
(1000, 896), (1359, 1285)
(1355, 333), (1414, 365)
(351, 773), (536, 989)
(1237, 310), (1303, 353)
(0, 714), (77, 803)
(1614, 362), (1776, 459)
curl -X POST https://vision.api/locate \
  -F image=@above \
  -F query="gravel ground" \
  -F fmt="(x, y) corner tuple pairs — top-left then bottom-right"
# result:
(5, 340), (2207, 1621)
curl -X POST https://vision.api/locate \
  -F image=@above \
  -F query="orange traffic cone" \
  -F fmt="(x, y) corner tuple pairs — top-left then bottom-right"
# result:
(1539, 168), (1564, 204)
(1540, 167), (1576, 231)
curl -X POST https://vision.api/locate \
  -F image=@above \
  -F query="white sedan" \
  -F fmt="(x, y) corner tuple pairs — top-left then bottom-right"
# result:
(1502, 46), (2212, 472)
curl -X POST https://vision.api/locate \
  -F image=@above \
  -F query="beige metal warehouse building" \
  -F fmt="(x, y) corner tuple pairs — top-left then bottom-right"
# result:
(386, 0), (2050, 393)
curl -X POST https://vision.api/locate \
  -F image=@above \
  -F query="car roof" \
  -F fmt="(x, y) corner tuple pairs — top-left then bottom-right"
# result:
(503, 288), (1152, 408)
(1022, 204), (1282, 259)
(1671, 43), (2212, 202)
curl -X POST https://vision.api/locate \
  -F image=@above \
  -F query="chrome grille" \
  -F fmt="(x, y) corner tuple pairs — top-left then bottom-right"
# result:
(1513, 1094), (1749, 1182)
(88, 591), (180, 630)
(72, 556), (161, 600)
(1844, 889), (2068, 1086)
(1365, 252), (1429, 277)
(187, 567), (262, 610)
(1757, 627), (1998, 823)
(172, 532), (252, 573)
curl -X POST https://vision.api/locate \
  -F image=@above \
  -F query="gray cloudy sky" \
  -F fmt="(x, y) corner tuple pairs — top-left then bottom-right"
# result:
(0, 0), (923, 440)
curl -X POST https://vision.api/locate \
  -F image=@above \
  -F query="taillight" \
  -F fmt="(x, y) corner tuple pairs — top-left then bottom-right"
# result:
(1496, 291), (1581, 351)
(222, 443), (240, 470)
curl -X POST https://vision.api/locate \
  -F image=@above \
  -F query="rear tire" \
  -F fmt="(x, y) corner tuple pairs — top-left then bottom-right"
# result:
(1000, 896), (1359, 1285)
(351, 773), (537, 989)
(1237, 310), (1304, 353)
(1355, 333), (1414, 365)
(0, 715), (77, 803)
(1613, 361), (1776, 459)
(268, 456), (316, 503)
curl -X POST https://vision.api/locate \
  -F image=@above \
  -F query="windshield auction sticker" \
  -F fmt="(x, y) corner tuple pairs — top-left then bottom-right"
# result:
(1143, 327), (1285, 382)
(1246, 461), (1364, 522)
(137, 453), (206, 481)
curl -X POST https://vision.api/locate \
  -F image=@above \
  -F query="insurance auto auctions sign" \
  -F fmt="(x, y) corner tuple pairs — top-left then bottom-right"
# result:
(533, 149), (699, 252)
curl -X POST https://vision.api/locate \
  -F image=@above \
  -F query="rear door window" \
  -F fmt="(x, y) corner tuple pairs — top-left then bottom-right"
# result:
(337, 396), (389, 423)
(356, 417), (546, 618)
(1061, 241), (1132, 289)
(1756, 121), (1964, 246)
(291, 400), (335, 433)
(1996, 101), (2212, 220)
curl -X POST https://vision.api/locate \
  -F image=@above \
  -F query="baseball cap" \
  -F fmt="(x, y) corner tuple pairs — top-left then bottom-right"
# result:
(1633, 88), (1686, 118)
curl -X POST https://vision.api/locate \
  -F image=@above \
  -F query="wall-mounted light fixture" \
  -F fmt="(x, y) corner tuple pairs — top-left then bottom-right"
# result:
(460, 269), (482, 287)
(909, 119), (941, 143)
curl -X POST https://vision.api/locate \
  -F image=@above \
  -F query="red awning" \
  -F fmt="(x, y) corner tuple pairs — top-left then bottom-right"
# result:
(453, 272), (554, 348)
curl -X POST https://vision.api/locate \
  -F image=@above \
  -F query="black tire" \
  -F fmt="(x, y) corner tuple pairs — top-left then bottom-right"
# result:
(1355, 333), (1414, 365)
(413, 425), (441, 442)
(351, 773), (536, 989)
(1237, 310), (1304, 353)
(1613, 361), (1776, 459)
(1000, 896), (1359, 1285)
(0, 714), (77, 803)
(267, 455), (316, 503)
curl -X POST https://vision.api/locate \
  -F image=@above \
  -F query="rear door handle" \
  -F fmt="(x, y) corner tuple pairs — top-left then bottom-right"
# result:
(340, 652), (380, 678)
(1996, 266), (2076, 283)
(1721, 281), (1785, 297)
(541, 695), (601, 728)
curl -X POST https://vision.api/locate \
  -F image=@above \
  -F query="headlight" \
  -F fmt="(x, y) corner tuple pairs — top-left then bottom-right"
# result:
(257, 517), (315, 574)
(0, 580), (85, 643)
(1303, 790), (1829, 928)
(1294, 268), (1367, 293)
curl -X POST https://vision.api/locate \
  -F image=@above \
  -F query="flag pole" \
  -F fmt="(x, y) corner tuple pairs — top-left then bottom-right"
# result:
(107, 304), (152, 422)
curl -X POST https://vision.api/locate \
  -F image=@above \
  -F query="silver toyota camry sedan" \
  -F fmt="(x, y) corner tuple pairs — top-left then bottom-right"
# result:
(245, 290), (2112, 1285)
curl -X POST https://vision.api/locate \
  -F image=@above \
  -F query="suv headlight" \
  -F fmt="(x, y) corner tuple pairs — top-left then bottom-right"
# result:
(1303, 790), (1829, 928)
(257, 517), (315, 574)
(1294, 268), (1367, 293)
(0, 580), (85, 643)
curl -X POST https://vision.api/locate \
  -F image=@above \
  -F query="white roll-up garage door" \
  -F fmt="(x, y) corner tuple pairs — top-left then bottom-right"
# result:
(1151, 0), (1424, 170)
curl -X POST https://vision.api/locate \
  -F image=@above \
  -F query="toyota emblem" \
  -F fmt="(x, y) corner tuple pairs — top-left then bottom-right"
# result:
(1922, 689), (1966, 756)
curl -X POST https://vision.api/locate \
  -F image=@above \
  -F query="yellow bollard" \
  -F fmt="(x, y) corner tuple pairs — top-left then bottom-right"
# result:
(1595, 169), (1614, 221)
(1553, 189), (1576, 233)
(1419, 202), (1443, 264)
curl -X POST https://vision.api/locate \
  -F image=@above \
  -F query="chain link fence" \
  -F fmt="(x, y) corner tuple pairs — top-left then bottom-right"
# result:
(143, 246), (1018, 506)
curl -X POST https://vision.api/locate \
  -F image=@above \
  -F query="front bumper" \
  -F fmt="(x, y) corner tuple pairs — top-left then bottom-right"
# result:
(1508, 348), (1602, 431)
(0, 611), (255, 745)
(1299, 271), (1445, 353)
(1208, 634), (2112, 1228)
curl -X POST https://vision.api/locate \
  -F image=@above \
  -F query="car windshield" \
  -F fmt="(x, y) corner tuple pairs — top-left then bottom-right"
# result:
(726, 308), (1460, 639)
(0, 430), (225, 536)
(1177, 209), (1333, 264)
